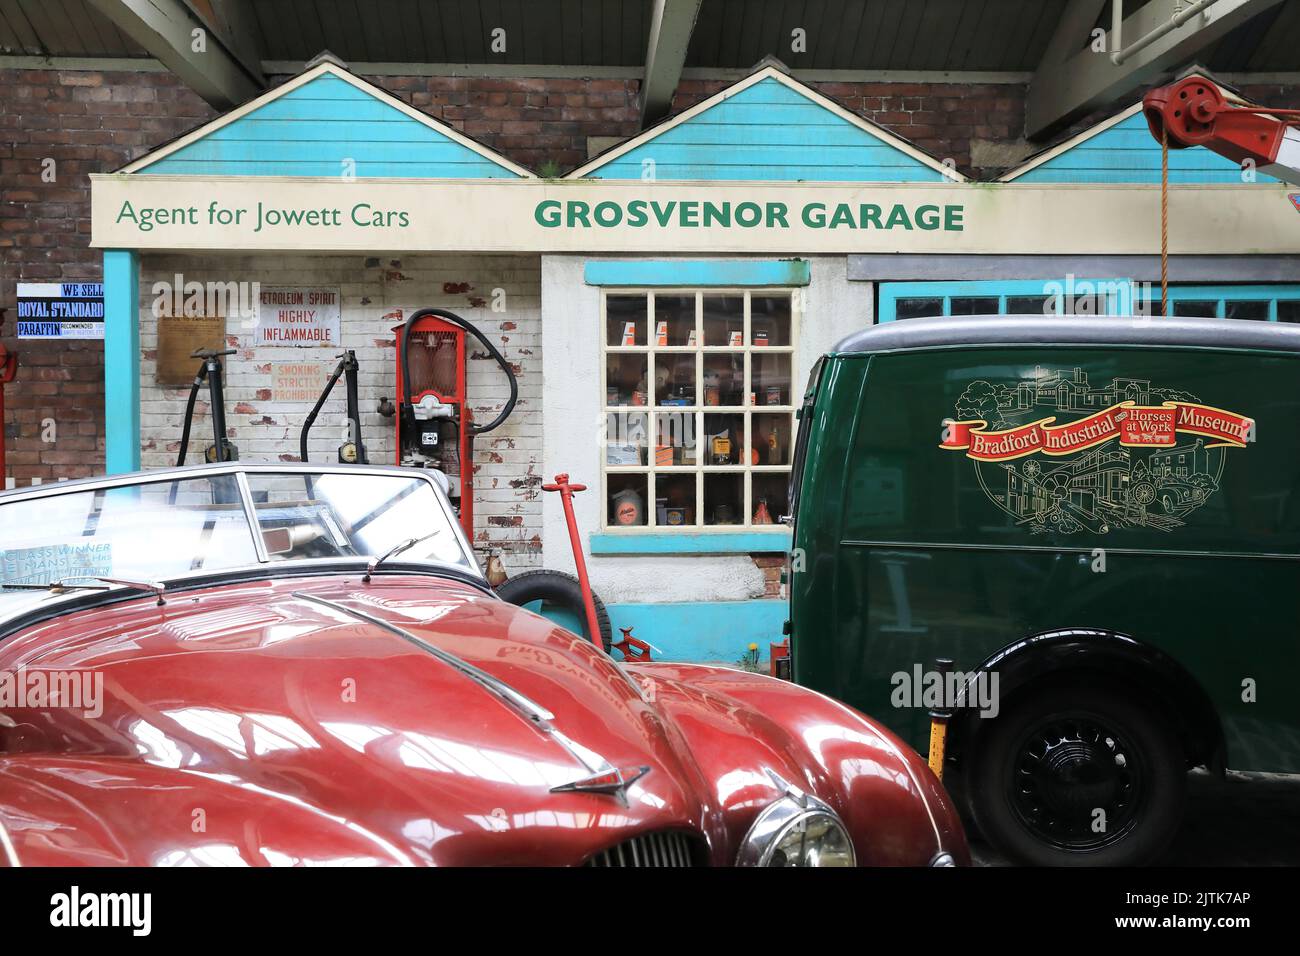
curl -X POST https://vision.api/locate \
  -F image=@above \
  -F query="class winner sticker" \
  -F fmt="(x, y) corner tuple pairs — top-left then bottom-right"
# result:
(939, 366), (1253, 534)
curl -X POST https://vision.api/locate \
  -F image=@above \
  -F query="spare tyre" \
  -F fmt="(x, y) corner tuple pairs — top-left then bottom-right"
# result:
(495, 569), (613, 654)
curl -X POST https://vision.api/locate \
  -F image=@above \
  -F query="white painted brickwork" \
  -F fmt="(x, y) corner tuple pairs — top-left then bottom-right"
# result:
(138, 253), (543, 572)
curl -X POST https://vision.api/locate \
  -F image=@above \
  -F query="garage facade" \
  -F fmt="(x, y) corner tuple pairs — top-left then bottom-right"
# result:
(88, 58), (1300, 664)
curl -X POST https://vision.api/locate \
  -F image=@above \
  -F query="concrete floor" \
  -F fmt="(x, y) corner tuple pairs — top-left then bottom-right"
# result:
(969, 770), (1300, 866)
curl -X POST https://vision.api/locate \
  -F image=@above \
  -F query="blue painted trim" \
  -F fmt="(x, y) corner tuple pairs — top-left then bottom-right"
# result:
(878, 279), (1300, 322)
(103, 249), (140, 475)
(585, 259), (810, 287)
(877, 278), (1135, 322)
(590, 530), (791, 554)
(606, 599), (788, 663)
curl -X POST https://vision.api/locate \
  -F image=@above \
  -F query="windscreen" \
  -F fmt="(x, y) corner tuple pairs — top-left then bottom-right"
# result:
(0, 470), (472, 617)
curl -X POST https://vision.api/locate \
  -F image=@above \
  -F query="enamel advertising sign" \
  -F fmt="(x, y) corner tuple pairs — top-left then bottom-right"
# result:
(940, 366), (1254, 534)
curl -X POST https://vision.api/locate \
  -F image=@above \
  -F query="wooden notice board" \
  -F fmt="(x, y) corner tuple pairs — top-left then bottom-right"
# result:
(156, 312), (227, 385)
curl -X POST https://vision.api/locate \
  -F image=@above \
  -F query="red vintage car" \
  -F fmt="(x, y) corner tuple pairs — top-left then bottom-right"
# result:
(0, 464), (966, 867)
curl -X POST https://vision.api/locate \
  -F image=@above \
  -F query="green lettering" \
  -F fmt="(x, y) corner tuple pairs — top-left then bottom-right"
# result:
(115, 200), (143, 230)
(829, 204), (856, 229)
(766, 202), (789, 228)
(627, 200), (648, 227)
(650, 201), (677, 227)
(594, 201), (622, 227)
(735, 202), (762, 227)
(567, 201), (591, 227)
(884, 205), (913, 229)
(859, 204), (883, 228)
(801, 203), (826, 228)
(915, 205), (941, 230)
(535, 200), (561, 227)
(703, 201), (730, 227)
(945, 205), (964, 231)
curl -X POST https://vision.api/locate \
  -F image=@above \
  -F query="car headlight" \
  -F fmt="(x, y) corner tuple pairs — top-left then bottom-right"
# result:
(736, 777), (856, 867)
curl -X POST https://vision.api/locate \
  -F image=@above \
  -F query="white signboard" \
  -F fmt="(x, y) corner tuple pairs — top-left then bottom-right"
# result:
(90, 174), (1300, 255)
(15, 282), (104, 339)
(256, 287), (341, 347)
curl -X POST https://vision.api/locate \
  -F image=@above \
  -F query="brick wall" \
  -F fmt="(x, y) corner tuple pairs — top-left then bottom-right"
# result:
(0, 68), (215, 485)
(0, 62), (1077, 493)
(138, 253), (543, 571)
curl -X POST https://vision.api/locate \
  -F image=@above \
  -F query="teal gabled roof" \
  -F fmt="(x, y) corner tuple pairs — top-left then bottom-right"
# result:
(121, 61), (531, 179)
(1001, 93), (1280, 184)
(568, 66), (963, 183)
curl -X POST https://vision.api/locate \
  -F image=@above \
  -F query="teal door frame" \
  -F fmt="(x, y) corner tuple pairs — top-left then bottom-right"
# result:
(103, 248), (140, 475)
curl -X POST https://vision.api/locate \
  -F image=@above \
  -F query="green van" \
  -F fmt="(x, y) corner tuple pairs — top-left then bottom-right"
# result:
(787, 315), (1300, 865)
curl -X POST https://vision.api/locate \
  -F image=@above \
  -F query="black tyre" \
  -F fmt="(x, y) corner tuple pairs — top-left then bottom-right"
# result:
(494, 569), (613, 654)
(968, 686), (1185, 866)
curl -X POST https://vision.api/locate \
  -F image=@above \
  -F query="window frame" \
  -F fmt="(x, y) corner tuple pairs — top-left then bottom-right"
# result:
(599, 287), (799, 536)
(878, 279), (1300, 323)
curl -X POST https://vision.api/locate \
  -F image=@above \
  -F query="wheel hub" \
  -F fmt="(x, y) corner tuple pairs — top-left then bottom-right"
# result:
(1011, 717), (1141, 850)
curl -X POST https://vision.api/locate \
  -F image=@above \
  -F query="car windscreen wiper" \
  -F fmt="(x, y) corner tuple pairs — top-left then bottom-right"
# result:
(1, 576), (167, 605)
(362, 530), (441, 582)
(1, 579), (110, 594)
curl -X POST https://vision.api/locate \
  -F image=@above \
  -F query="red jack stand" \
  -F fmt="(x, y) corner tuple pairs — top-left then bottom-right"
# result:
(541, 473), (604, 651)
(612, 626), (654, 663)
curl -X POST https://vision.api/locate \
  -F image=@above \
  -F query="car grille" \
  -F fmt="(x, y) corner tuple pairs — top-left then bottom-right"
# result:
(585, 831), (701, 867)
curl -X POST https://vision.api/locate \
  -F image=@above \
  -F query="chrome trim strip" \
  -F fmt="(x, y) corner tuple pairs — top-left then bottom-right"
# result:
(235, 471), (269, 563)
(841, 538), (1300, 563)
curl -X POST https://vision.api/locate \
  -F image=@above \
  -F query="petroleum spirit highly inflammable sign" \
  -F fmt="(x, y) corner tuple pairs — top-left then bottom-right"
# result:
(255, 287), (341, 347)
(939, 367), (1254, 535)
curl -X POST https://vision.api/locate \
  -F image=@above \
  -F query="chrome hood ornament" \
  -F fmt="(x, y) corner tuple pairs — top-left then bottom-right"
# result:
(551, 766), (651, 808)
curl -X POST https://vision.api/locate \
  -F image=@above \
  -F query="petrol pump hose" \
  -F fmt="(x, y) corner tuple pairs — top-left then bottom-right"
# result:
(175, 362), (209, 467)
(400, 308), (518, 434)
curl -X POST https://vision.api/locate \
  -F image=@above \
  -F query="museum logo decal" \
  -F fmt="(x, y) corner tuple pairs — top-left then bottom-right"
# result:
(939, 367), (1254, 534)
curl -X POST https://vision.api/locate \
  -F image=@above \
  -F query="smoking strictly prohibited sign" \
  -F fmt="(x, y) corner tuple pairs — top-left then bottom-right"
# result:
(272, 361), (330, 402)
(256, 287), (341, 347)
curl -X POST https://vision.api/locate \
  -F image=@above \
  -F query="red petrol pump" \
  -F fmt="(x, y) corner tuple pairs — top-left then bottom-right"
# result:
(391, 308), (517, 540)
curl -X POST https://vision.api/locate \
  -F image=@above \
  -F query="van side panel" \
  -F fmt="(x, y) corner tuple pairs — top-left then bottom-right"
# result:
(795, 345), (1300, 773)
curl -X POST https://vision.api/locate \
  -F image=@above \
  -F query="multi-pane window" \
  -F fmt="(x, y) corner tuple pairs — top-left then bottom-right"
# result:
(881, 280), (1300, 323)
(601, 290), (797, 532)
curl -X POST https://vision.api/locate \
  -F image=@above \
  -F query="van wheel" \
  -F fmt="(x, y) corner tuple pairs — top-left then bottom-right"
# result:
(494, 569), (613, 654)
(968, 687), (1185, 866)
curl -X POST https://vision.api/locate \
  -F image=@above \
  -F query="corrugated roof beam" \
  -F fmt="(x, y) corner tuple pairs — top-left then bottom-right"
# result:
(86, 0), (264, 109)
(640, 0), (703, 127)
(1026, 0), (1283, 141)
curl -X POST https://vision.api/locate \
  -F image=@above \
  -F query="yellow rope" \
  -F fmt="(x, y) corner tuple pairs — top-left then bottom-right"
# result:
(1161, 122), (1169, 317)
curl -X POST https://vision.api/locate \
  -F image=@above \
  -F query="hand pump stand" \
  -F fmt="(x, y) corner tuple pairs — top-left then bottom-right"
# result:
(176, 347), (239, 465)
(300, 349), (367, 464)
